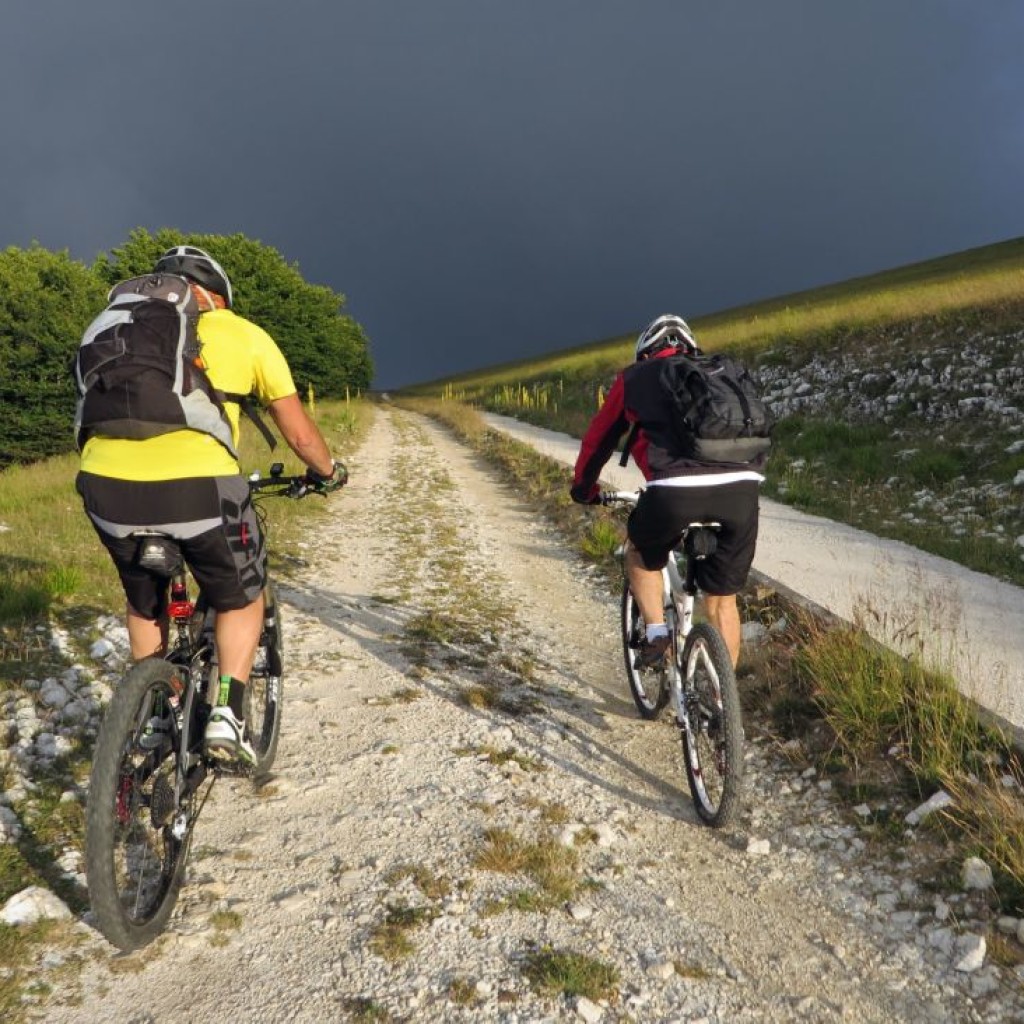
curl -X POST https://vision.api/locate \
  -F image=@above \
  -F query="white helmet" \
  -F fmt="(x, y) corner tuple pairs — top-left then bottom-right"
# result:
(634, 313), (698, 361)
(154, 246), (233, 308)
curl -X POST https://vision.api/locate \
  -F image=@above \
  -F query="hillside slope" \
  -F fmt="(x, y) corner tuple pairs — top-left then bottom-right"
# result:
(404, 238), (1024, 586)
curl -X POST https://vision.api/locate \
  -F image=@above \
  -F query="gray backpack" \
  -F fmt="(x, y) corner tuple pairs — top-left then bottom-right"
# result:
(74, 274), (274, 455)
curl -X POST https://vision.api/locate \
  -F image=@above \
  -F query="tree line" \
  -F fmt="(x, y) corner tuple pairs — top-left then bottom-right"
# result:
(0, 228), (374, 467)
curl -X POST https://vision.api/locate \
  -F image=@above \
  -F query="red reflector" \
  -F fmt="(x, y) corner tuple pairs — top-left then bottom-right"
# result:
(241, 522), (250, 546)
(168, 601), (194, 621)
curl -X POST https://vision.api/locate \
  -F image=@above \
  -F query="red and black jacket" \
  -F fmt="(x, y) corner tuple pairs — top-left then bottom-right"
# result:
(570, 348), (767, 503)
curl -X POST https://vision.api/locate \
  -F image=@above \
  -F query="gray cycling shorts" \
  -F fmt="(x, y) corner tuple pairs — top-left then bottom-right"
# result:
(76, 473), (267, 618)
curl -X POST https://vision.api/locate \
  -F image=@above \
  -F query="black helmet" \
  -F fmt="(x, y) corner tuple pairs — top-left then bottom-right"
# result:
(634, 313), (699, 361)
(154, 246), (233, 307)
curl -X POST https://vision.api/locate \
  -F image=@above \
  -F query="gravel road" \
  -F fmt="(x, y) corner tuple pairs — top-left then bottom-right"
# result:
(31, 406), (1024, 1022)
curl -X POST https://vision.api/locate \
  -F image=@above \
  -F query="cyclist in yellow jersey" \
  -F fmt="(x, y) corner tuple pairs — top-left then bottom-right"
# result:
(77, 246), (347, 765)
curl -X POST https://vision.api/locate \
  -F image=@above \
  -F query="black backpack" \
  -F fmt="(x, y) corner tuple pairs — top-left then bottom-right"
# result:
(621, 352), (773, 466)
(73, 274), (275, 456)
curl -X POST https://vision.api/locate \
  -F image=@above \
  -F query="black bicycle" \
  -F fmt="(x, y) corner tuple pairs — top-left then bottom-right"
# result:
(85, 463), (320, 950)
(603, 490), (744, 828)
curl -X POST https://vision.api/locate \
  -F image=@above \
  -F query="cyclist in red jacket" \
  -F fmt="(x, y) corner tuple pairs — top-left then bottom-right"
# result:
(570, 314), (767, 669)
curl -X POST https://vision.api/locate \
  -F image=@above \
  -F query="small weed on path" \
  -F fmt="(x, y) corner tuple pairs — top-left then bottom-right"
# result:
(521, 944), (620, 1001)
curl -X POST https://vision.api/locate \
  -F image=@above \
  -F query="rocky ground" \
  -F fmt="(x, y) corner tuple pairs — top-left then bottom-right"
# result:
(3, 405), (1024, 1022)
(757, 322), (1024, 550)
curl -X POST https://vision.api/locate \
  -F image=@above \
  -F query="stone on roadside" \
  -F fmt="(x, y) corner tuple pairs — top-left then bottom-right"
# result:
(904, 789), (953, 826)
(961, 856), (993, 891)
(576, 995), (603, 1022)
(39, 680), (72, 710)
(646, 959), (676, 981)
(0, 806), (21, 842)
(953, 933), (986, 973)
(1, 886), (72, 926)
(90, 638), (115, 660)
(740, 621), (768, 645)
(746, 837), (771, 856)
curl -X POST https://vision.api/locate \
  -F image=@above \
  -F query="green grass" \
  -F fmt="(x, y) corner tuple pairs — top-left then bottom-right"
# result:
(340, 997), (392, 1022)
(521, 944), (619, 1001)
(0, 919), (70, 1023)
(474, 827), (581, 907)
(794, 616), (1024, 911)
(382, 863), (452, 901)
(367, 901), (438, 961)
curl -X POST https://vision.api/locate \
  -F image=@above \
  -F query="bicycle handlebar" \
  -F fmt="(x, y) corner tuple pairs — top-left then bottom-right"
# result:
(248, 463), (341, 499)
(248, 473), (309, 498)
(600, 489), (641, 507)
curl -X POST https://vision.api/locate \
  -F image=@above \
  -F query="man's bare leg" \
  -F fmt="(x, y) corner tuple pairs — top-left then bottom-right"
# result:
(214, 593), (265, 684)
(625, 542), (665, 626)
(704, 593), (740, 668)
(126, 604), (167, 660)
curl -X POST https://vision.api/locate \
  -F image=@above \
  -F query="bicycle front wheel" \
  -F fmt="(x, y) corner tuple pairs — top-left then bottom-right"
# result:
(621, 582), (669, 719)
(86, 658), (193, 950)
(678, 623), (744, 827)
(247, 581), (284, 775)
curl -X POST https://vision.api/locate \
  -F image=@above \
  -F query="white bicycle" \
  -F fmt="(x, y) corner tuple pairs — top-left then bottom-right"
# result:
(602, 490), (744, 827)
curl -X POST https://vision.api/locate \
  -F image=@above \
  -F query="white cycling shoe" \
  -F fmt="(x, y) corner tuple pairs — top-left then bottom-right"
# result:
(204, 706), (257, 767)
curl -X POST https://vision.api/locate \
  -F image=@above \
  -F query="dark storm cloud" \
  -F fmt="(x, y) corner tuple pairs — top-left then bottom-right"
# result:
(2, 1), (1022, 387)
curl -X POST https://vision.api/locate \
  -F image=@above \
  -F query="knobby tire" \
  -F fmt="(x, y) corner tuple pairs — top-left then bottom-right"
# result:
(621, 582), (669, 719)
(86, 658), (192, 950)
(247, 581), (284, 775)
(679, 622), (744, 828)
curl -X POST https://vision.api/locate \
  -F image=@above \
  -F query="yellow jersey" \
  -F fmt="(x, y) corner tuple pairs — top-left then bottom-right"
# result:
(79, 309), (296, 481)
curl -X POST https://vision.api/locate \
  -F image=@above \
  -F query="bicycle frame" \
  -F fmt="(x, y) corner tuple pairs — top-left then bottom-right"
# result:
(607, 490), (717, 721)
(661, 554), (692, 721)
(139, 465), (307, 837)
(162, 566), (216, 840)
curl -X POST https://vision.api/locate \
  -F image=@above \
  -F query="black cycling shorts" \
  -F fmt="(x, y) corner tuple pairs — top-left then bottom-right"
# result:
(76, 473), (266, 619)
(627, 481), (760, 595)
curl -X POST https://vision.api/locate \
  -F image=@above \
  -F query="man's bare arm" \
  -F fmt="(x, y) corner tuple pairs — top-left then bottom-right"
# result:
(267, 393), (334, 476)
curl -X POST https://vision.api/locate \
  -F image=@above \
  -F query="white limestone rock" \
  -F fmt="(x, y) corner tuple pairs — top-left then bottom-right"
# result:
(1, 886), (72, 926)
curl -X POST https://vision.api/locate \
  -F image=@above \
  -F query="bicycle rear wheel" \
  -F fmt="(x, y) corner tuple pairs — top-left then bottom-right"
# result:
(247, 581), (284, 775)
(678, 623), (744, 827)
(621, 582), (669, 719)
(86, 658), (195, 950)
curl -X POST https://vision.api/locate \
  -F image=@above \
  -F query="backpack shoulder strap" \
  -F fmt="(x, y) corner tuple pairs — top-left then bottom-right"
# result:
(618, 422), (639, 467)
(220, 391), (278, 450)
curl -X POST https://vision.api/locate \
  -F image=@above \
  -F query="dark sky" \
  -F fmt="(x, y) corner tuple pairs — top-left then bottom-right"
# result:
(2, 3), (1022, 388)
